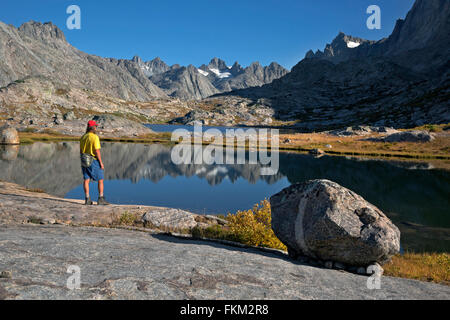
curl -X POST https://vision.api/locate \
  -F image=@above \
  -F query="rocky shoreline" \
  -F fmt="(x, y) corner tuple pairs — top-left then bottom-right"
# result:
(0, 181), (224, 230)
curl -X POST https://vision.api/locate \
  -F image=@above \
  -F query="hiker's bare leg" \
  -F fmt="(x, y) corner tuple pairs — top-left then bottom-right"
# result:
(98, 179), (104, 197)
(83, 179), (90, 198)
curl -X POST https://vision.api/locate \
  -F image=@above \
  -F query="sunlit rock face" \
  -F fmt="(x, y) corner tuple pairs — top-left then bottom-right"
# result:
(0, 127), (20, 145)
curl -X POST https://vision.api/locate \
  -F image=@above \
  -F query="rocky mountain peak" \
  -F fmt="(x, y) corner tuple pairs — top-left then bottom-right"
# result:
(18, 20), (66, 43)
(131, 55), (143, 64)
(268, 62), (283, 69)
(304, 31), (375, 63)
(135, 57), (170, 77)
(230, 61), (244, 74)
(208, 57), (228, 70)
(247, 62), (263, 72)
(186, 64), (197, 72)
(303, 0), (449, 66)
(305, 50), (315, 59)
(148, 57), (169, 69)
(325, 32), (371, 57)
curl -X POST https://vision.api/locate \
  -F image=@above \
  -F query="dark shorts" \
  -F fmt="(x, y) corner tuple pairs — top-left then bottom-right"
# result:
(82, 160), (104, 181)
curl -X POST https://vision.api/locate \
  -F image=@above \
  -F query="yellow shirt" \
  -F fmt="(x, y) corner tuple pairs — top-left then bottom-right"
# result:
(80, 132), (101, 159)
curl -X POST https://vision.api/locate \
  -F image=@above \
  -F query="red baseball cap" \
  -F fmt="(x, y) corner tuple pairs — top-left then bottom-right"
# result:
(88, 120), (98, 128)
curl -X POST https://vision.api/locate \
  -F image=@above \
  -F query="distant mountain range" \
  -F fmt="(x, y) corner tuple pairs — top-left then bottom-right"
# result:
(219, 0), (450, 129)
(0, 21), (287, 101)
(134, 56), (288, 100)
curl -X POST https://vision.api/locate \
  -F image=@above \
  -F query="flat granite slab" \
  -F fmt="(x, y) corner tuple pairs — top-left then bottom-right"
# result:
(0, 224), (449, 300)
(0, 181), (221, 230)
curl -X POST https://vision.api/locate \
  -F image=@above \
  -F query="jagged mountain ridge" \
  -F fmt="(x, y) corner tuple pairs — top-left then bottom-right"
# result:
(147, 57), (289, 99)
(0, 20), (288, 102)
(0, 21), (168, 101)
(305, 0), (450, 73)
(219, 0), (450, 130)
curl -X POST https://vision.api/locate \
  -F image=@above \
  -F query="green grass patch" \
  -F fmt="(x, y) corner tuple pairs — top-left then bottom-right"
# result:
(114, 211), (140, 226)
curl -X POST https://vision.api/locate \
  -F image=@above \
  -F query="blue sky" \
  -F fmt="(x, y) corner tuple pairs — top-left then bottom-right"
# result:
(1, 0), (414, 69)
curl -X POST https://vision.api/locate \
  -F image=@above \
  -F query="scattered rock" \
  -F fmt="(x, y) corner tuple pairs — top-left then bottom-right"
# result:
(329, 126), (398, 137)
(309, 148), (324, 156)
(263, 117), (273, 124)
(142, 208), (197, 230)
(0, 271), (12, 279)
(63, 111), (76, 121)
(53, 114), (64, 125)
(382, 130), (435, 143)
(357, 267), (367, 275)
(270, 179), (401, 266)
(0, 126), (20, 145)
(41, 218), (56, 225)
(204, 215), (229, 226)
(377, 127), (398, 134)
(334, 262), (346, 270)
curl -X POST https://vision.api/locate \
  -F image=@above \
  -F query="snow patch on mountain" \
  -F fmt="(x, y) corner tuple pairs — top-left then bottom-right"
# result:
(198, 69), (209, 76)
(209, 68), (232, 79)
(347, 41), (361, 48)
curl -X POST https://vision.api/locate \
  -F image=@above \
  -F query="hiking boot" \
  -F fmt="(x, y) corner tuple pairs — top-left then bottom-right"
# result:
(84, 197), (93, 205)
(97, 196), (110, 206)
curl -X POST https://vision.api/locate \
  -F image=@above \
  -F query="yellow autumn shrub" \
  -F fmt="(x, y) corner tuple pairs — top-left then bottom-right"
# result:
(227, 200), (287, 251)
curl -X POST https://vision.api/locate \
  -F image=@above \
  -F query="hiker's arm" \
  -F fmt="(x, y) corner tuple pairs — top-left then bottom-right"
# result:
(95, 149), (104, 170)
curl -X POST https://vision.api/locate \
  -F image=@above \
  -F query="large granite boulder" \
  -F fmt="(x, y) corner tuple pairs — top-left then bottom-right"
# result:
(0, 126), (20, 145)
(270, 179), (400, 266)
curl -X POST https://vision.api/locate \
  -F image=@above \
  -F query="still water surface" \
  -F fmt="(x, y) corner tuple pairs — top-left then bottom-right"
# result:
(0, 141), (449, 252)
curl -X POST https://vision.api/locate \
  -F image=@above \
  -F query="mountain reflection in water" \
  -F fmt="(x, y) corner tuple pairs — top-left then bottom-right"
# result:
(0, 142), (449, 252)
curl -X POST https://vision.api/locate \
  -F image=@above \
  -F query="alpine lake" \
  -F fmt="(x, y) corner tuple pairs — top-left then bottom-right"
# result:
(1, 124), (449, 253)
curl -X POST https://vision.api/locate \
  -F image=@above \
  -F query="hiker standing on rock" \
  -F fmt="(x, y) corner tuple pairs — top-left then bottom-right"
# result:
(80, 120), (110, 205)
